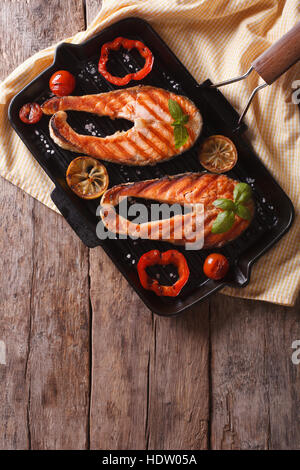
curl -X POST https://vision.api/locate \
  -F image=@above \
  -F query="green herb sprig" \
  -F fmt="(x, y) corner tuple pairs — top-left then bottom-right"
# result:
(211, 183), (252, 234)
(168, 99), (189, 149)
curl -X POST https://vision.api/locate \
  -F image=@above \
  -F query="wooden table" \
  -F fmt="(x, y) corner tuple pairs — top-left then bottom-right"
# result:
(0, 0), (299, 450)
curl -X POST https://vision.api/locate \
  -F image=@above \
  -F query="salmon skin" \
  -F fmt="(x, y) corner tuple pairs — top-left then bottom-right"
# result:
(100, 172), (255, 249)
(42, 85), (202, 166)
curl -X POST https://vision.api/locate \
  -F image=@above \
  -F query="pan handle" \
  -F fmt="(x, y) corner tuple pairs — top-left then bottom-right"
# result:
(252, 21), (300, 84)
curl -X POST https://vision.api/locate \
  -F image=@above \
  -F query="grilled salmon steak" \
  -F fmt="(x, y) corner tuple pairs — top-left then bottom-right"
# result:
(100, 173), (254, 248)
(42, 86), (202, 165)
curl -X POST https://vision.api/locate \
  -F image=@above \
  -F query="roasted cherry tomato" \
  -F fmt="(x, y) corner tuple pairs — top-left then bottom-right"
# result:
(19, 103), (43, 124)
(203, 253), (229, 280)
(98, 37), (154, 86)
(49, 70), (76, 96)
(137, 249), (189, 297)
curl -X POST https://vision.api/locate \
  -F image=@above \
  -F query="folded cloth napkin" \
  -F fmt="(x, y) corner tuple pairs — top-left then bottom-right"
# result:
(0, 0), (299, 306)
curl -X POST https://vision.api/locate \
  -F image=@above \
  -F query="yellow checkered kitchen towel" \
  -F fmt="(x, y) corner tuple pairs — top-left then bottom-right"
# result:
(0, 0), (299, 306)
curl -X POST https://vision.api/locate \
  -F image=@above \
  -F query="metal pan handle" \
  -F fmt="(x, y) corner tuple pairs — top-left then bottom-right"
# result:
(252, 20), (300, 84)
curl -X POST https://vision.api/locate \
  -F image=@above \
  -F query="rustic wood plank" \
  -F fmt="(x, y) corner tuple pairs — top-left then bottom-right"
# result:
(265, 296), (300, 450)
(85, 0), (102, 26)
(86, 0), (210, 450)
(147, 305), (210, 450)
(86, 2), (300, 450)
(26, 203), (90, 450)
(89, 253), (210, 450)
(210, 293), (300, 450)
(2, 0), (297, 451)
(86, 0), (300, 451)
(0, 0), (86, 69)
(0, 183), (34, 449)
(89, 249), (152, 449)
(0, 0), (90, 450)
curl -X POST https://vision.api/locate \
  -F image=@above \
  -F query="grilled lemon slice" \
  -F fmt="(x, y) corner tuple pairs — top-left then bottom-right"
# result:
(198, 135), (237, 173)
(66, 156), (109, 200)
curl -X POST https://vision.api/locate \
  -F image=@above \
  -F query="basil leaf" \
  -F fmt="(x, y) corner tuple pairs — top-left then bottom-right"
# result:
(173, 125), (189, 149)
(211, 210), (235, 234)
(168, 99), (183, 121)
(213, 198), (235, 211)
(171, 115), (189, 126)
(235, 204), (252, 220)
(233, 182), (252, 204)
(181, 114), (189, 124)
(169, 100), (190, 148)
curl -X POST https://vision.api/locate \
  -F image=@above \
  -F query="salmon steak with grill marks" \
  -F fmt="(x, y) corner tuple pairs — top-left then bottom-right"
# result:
(42, 86), (202, 166)
(100, 172), (255, 249)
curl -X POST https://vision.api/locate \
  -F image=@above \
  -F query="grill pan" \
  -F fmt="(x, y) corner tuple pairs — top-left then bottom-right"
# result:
(8, 18), (295, 316)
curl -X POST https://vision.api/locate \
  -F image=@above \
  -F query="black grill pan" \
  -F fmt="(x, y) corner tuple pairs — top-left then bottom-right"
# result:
(8, 18), (294, 316)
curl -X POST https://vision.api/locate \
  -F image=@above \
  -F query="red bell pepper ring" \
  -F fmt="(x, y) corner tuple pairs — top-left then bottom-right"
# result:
(98, 37), (154, 86)
(137, 249), (190, 297)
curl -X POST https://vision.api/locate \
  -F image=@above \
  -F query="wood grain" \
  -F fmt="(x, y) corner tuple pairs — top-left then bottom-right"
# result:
(210, 294), (300, 450)
(26, 203), (90, 450)
(0, 0), (85, 70)
(252, 20), (300, 84)
(147, 306), (210, 450)
(0, 0), (89, 450)
(85, 0), (103, 26)
(89, 248), (152, 449)
(0, 183), (34, 449)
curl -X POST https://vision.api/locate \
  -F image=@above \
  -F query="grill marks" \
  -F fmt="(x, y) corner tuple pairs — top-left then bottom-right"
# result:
(137, 129), (165, 158)
(100, 173), (255, 249)
(147, 88), (172, 116)
(43, 85), (202, 166)
(104, 90), (134, 117)
(138, 95), (162, 121)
